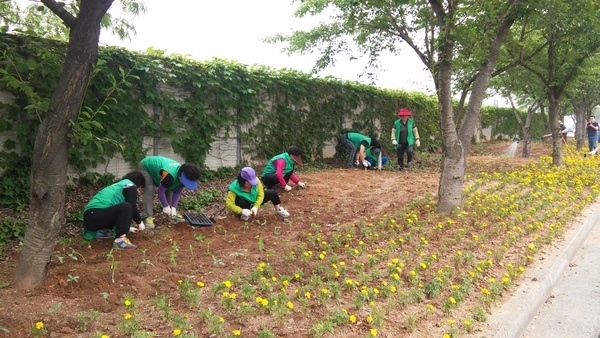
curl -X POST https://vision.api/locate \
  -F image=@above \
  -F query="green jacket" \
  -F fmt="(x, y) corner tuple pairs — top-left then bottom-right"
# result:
(141, 156), (183, 191)
(347, 132), (372, 149)
(394, 119), (415, 148)
(262, 153), (295, 176)
(83, 179), (134, 240)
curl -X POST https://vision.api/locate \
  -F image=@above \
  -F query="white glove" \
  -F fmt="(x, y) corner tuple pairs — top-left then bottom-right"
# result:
(171, 207), (177, 217)
(138, 221), (145, 231)
(250, 206), (258, 216)
(241, 209), (252, 217)
(284, 185), (292, 192)
(298, 182), (306, 188)
(415, 139), (421, 148)
(162, 206), (172, 215)
(129, 226), (139, 234)
(362, 160), (371, 168)
(392, 139), (398, 146)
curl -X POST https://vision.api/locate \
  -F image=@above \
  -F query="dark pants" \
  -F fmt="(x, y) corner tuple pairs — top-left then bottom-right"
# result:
(261, 172), (293, 189)
(396, 143), (414, 168)
(83, 202), (132, 238)
(235, 189), (282, 208)
(340, 134), (357, 168)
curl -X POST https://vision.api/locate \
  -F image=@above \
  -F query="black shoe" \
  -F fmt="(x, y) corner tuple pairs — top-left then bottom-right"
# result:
(398, 167), (405, 172)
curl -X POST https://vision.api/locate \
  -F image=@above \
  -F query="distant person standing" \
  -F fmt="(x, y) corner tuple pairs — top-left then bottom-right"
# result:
(587, 116), (599, 152)
(391, 108), (421, 171)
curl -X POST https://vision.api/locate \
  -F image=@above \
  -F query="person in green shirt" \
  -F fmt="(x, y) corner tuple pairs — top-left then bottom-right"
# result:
(138, 156), (201, 227)
(391, 108), (421, 171)
(83, 171), (146, 250)
(340, 132), (381, 169)
(227, 167), (290, 220)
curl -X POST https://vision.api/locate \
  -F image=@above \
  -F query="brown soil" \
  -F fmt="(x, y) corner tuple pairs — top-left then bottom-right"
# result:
(0, 141), (552, 338)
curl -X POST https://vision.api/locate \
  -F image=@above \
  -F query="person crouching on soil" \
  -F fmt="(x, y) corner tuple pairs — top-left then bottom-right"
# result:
(340, 132), (382, 169)
(391, 108), (421, 171)
(138, 155), (201, 227)
(82, 171), (146, 250)
(260, 146), (306, 191)
(365, 146), (388, 169)
(227, 167), (290, 221)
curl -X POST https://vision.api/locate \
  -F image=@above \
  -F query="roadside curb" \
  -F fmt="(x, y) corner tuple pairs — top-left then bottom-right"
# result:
(482, 201), (600, 338)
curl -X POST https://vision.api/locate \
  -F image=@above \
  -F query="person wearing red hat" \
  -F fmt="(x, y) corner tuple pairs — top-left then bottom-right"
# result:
(260, 146), (306, 191)
(391, 108), (421, 171)
(227, 167), (289, 220)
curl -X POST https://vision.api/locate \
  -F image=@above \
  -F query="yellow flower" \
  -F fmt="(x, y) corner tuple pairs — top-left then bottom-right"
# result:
(449, 297), (456, 304)
(370, 328), (378, 336)
(287, 301), (294, 309)
(367, 315), (373, 323)
(349, 315), (357, 323)
(305, 292), (311, 298)
(282, 280), (289, 286)
(390, 286), (397, 293)
(448, 319), (455, 325)
(124, 313), (132, 320)
(482, 288), (491, 295)
(232, 330), (241, 336)
(124, 300), (131, 306)
(219, 317), (225, 323)
(261, 299), (268, 306)
(197, 281), (205, 287)
(178, 280), (183, 284)
(173, 328), (182, 336)
(101, 335), (109, 338)
(321, 288), (328, 294)
(35, 321), (44, 330)
(229, 293), (237, 299)
(223, 280), (232, 288)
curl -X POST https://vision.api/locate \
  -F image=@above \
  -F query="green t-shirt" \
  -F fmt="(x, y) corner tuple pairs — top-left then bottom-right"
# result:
(347, 132), (371, 149)
(141, 156), (183, 191)
(83, 179), (134, 240)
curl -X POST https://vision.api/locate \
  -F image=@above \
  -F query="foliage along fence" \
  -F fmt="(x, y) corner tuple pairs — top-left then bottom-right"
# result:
(0, 33), (544, 210)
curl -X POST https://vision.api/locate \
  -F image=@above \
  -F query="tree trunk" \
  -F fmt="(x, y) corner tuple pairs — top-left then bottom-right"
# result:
(436, 51), (464, 214)
(521, 103), (535, 158)
(14, 0), (113, 289)
(547, 87), (563, 166)
(569, 98), (587, 151)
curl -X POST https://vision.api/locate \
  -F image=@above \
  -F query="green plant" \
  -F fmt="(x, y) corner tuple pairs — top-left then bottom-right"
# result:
(178, 188), (221, 212)
(76, 310), (100, 332)
(106, 249), (118, 283)
(178, 278), (201, 308)
(0, 215), (26, 247)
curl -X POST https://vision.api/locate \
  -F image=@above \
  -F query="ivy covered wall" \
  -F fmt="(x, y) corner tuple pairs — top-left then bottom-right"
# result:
(0, 33), (543, 201)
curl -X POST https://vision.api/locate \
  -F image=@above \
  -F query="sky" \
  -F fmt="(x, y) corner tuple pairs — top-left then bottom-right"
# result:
(99, 0), (437, 95)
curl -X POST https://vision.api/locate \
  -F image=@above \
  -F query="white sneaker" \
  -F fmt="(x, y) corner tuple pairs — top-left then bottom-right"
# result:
(240, 214), (249, 221)
(277, 208), (290, 218)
